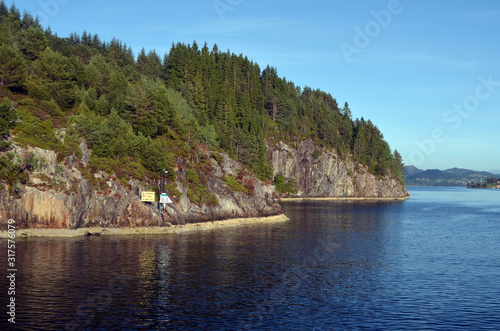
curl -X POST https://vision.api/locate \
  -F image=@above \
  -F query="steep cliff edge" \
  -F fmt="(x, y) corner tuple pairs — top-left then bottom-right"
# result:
(0, 142), (282, 231)
(268, 139), (409, 198)
(1, 137), (408, 232)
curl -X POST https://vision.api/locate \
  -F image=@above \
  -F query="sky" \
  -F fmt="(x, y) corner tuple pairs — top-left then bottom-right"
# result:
(11, 0), (500, 172)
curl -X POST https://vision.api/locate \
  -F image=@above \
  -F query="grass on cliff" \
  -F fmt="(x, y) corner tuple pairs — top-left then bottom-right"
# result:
(223, 175), (249, 194)
(185, 166), (218, 205)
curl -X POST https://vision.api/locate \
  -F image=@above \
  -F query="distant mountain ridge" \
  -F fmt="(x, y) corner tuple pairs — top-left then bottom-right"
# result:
(404, 166), (496, 186)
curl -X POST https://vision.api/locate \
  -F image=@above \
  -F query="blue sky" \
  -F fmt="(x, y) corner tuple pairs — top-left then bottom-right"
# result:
(12, 0), (500, 172)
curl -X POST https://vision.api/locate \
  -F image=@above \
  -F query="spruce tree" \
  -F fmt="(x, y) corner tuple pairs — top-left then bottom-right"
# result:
(0, 44), (27, 88)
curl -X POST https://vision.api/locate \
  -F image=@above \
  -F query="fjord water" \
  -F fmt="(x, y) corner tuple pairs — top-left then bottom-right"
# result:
(2, 187), (500, 330)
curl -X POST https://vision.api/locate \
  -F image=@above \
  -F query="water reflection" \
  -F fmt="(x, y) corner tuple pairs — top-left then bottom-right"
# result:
(2, 190), (499, 329)
(1, 200), (406, 329)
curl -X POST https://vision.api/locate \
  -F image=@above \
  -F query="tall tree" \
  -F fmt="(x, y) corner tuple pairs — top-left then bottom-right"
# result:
(26, 47), (76, 107)
(0, 44), (26, 88)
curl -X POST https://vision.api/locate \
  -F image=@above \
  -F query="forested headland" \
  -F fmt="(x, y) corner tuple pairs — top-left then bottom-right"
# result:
(0, 1), (405, 196)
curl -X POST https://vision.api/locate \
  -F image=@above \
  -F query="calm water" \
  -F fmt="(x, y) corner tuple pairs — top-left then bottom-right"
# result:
(1, 187), (500, 330)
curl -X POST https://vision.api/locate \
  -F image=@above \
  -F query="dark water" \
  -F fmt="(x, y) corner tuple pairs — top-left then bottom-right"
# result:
(1, 187), (500, 330)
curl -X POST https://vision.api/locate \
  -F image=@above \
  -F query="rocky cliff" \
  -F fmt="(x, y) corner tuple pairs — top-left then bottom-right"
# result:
(268, 139), (409, 198)
(0, 142), (282, 231)
(0, 138), (409, 231)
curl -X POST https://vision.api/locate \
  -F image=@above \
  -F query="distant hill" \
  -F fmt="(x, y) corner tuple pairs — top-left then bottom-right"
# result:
(404, 167), (496, 186)
(404, 165), (424, 177)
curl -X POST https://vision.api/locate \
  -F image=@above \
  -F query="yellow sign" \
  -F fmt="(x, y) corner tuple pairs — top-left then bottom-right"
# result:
(141, 191), (155, 202)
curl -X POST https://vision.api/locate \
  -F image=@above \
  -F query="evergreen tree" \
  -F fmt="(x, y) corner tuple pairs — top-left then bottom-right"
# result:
(392, 149), (405, 182)
(136, 47), (148, 73)
(26, 47), (76, 107)
(144, 49), (163, 78)
(0, 44), (26, 88)
(0, 4), (405, 185)
(0, 1), (8, 23)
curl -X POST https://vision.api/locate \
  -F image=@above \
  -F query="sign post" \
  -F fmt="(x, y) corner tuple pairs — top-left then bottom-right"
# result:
(161, 169), (168, 223)
(159, 193), (172, 223)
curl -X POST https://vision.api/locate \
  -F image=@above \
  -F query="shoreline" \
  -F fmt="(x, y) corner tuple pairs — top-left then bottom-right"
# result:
(0, 214), (289, 238)
(280, 196), (410, 202)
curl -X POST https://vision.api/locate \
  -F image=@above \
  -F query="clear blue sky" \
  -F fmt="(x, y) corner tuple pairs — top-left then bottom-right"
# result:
(12, 0), (500, 172)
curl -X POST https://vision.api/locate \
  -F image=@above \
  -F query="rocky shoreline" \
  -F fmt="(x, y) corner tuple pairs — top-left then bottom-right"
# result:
(0, 214), (289, 238)
(280, 196), (410, 202)
(1, 139), (409, 233)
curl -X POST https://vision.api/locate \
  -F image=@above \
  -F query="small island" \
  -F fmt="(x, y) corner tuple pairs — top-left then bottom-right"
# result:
(467, 177), (500, 189)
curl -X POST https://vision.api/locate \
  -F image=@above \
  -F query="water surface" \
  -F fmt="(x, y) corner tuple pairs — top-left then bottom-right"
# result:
(1, 187), (499, 329)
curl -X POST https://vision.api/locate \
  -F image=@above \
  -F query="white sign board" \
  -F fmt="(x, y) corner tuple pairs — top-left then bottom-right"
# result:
(160, 193), (172, 204)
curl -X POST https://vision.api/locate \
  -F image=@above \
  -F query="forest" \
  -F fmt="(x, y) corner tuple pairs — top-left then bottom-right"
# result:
(0, 1), (405, 191)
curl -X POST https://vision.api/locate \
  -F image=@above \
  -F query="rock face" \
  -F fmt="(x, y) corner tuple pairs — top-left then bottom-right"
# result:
(268, 139), (409, 198)
(0, 143), (281, 230)
(1, 138), (409, 230)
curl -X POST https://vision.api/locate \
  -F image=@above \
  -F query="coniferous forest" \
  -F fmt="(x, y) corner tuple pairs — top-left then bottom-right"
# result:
(0, 2), (405, 190)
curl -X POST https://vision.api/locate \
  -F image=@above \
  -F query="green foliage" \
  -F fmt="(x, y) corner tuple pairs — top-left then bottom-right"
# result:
(0, 155), (19, 184)
(0, 151), (39, 190)
(312, 149), (322, 159)
(83, 156), (147, 187)
(199, 123), (219, 148)
(15, 110), (60, 149)
(352, 117), (396, 177)
(26, 47), (76, 108)
(19, 26), (48, 61)
(274, 173), (298, 194)
(24, 152), (45, 171)
(0, 2), (403, 192)
(140, 139), (166, 173)
(392, 149), (405, 183)
(467, 177), (500, 189)
(187, 185), (218, 206)
(40, 99), (64, 117)
(210, 152), (224, 165)
(223, 174), (249, 194)
(0, 103), (16, 150)
(165, 183), (182, 198)
(184, 166), (218, 205)
(186, 167), (200, 184)
(70, 110), (172, 174)
(283, 178), (298, 194)
(0, 44), (27, 89)
(274, 173), (285, 192)
(125, 76), (182, 137)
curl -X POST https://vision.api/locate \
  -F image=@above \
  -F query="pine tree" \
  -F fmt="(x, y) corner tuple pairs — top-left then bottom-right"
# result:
(25, 47), (77, 107)
(136, 47), (148, 73)
(0, 1), (8, 22)
(145, 49), (163, 78)
(392, 149), (405, 182)
(0, 44), (27, 88)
